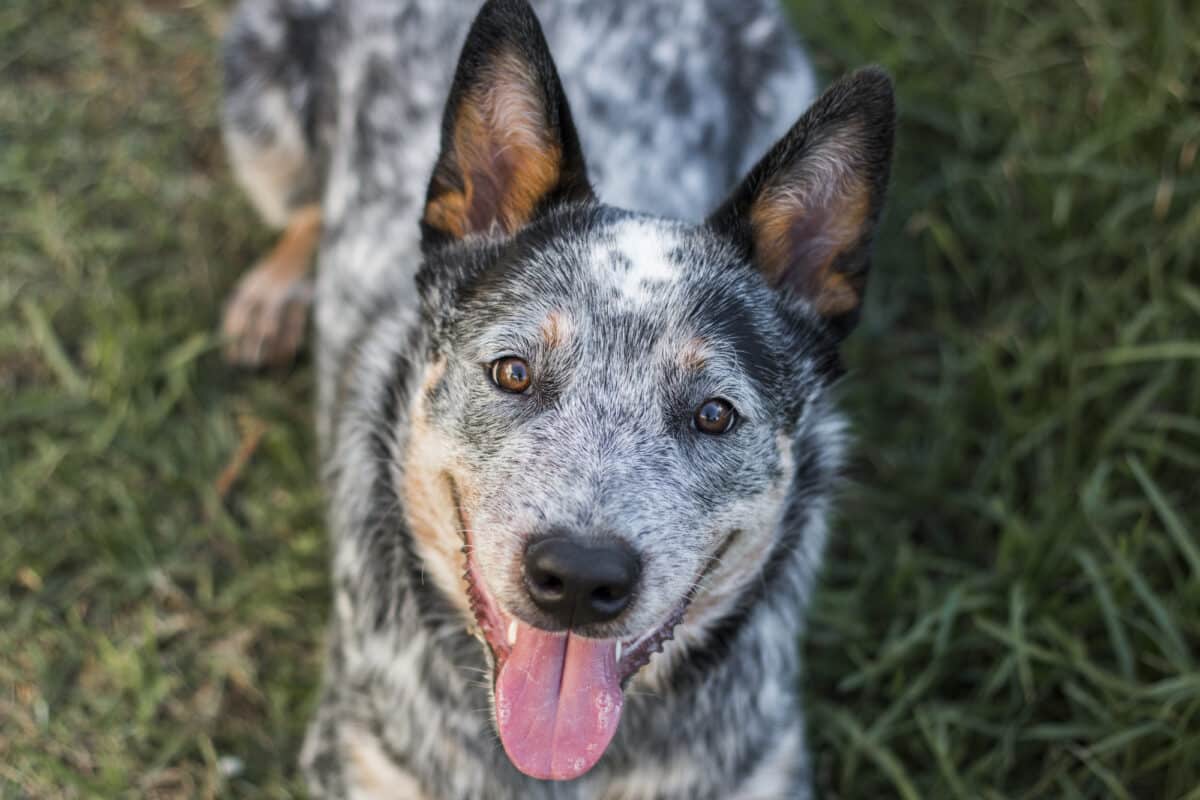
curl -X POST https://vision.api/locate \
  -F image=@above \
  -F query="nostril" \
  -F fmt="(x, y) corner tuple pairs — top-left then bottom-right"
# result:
(523, 535), (640, 628)
(590, 584), (631, 615)
(533, 573), (564, 597)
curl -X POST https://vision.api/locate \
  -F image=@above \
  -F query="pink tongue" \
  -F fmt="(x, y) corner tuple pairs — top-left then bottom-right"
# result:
(495, 627), (623, 781)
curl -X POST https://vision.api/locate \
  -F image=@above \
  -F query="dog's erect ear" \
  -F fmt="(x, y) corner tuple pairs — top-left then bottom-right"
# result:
(422, 0), (592, 245)
(709, 68), (895, 336)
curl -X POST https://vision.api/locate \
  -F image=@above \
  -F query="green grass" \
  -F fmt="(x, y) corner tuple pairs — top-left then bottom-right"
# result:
(2, 0), (1197, 797)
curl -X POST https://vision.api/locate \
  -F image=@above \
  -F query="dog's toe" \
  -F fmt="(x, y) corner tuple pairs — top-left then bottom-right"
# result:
(222, 264), (313, 368)
(261, 286), (311, 367)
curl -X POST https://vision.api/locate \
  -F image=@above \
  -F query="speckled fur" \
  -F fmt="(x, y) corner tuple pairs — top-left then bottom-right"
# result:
(222, 1), (893, 797)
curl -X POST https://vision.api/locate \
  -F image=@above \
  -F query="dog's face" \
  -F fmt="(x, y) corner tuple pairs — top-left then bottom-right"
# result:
(401, 0), (893, 783)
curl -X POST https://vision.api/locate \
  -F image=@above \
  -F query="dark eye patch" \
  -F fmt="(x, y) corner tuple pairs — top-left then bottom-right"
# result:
(713, 295), (778, 391)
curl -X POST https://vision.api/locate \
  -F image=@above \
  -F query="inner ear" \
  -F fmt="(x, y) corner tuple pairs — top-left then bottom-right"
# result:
(710, 67), (895, 335)
(425, 51), (564, 239)
(749, 126), (876, 317)
(422, 1), (591, 244)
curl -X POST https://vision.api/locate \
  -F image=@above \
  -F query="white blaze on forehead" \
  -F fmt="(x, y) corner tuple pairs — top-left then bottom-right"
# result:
(598, 218), (683, 306)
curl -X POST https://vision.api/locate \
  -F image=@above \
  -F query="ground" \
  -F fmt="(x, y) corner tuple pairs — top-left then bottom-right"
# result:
(2, 0), (1198, 797)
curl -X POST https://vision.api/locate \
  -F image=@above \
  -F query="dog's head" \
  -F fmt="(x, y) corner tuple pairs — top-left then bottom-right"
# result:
(401, 0), (894, 782)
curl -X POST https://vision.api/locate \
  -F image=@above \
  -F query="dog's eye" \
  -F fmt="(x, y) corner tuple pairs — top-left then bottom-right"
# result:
(694, 398), (736, 434)
(491, 357), (531, 393)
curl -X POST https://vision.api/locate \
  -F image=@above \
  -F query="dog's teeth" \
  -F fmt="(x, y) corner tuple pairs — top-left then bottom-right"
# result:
(507, 619), (518, 646)
(615, 641), (623, 663)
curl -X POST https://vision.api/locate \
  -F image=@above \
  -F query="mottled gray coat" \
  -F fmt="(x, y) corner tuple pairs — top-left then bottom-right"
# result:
(221, 0), (894, 797)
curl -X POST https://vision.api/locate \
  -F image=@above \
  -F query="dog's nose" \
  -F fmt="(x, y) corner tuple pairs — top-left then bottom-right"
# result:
(523, 536), (639, 628)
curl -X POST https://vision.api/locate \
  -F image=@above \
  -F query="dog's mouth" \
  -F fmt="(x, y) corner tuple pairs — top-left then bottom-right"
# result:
(458, 524), (688, 782)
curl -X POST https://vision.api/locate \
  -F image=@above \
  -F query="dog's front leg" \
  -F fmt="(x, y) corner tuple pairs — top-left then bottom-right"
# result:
(221, 204), (320, 367)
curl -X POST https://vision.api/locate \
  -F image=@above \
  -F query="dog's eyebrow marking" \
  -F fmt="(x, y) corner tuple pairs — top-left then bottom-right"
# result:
(539, 310), (572, 349)
(677, 336), (711, 371)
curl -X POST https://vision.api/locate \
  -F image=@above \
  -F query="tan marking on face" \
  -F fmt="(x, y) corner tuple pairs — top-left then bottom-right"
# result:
(342, 725), (432, 800)
(539, 310), (572, 349)
(677, 336), (710, 372)
(634, 433), (796, 692)
(423, 51), (563, 239)
(402, 358), (473, 618)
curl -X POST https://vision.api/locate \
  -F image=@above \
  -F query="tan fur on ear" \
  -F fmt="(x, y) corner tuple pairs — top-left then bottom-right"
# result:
(424, 189), (470, 239)
(711, 67), (893, 330)
(749, 171), (871, 317)
(424, 51), (563, 238)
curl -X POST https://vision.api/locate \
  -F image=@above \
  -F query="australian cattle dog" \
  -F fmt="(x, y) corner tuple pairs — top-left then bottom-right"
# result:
(219, 0), (894, 796)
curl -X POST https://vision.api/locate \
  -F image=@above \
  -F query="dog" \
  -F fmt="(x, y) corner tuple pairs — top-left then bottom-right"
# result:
(219, 0), (894, 796)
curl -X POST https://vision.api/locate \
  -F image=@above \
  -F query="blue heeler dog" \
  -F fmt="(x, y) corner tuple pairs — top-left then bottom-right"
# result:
(219, 0), (894, 796)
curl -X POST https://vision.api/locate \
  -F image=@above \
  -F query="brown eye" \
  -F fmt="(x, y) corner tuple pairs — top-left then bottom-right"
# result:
(694, 398), (736, 435)
(491, 357), (531, 393)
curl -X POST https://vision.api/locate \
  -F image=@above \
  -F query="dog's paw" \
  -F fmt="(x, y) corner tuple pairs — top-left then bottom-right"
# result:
(221, 261), (314, 368)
